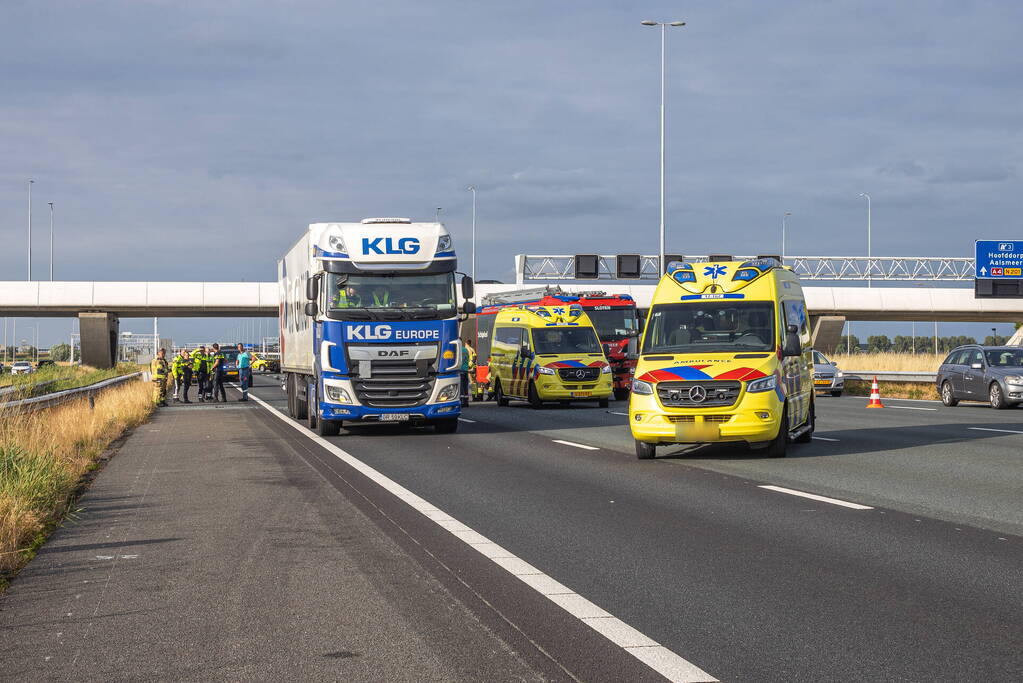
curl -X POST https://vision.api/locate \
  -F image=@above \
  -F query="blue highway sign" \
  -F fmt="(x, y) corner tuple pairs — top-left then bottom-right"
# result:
(975, 240), (1023, 279)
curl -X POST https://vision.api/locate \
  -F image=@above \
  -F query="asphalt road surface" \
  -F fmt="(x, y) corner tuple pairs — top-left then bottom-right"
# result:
(247, 379), (1023, 682)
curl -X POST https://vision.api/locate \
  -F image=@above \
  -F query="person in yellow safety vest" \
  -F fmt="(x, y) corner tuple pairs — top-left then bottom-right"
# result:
(332, 284), (362, 308)
(209, 343), (227, 402)
(369, 285), (391, 307)
(192, 346), (209, 402)
(459, 339), (475, 407)
(170, 350), (187, 401)
(150, 348), (169, 407)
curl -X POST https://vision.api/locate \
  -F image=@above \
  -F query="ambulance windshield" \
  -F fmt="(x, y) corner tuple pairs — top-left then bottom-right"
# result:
(532, 328), (603, 355)
(643, 302), (776, 354)
(326, 273), (456, 320)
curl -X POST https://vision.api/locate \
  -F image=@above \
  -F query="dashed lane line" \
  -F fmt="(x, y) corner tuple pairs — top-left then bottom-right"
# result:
(552, 439), (600, 451)
(812, 436), (840, 442)
(889, 405), (938, 411)
(457, 417), (477, 423)
(758, 485), (874, 510)
(969, 427), (1023, 435)
(245, 391), (716, 683)
(609, 411), (629, 416)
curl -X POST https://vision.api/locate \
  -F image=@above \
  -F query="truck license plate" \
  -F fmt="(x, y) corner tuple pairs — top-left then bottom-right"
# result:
(379, 413), (410, 422)
(571, 391), (592, 397)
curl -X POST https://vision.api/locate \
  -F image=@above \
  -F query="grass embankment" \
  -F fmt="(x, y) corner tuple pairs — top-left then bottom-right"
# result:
(841, 380), (939, 400)
(0, 363), (140, 397)
(825, 353), (941, 400)
(0, 378), (153, 590)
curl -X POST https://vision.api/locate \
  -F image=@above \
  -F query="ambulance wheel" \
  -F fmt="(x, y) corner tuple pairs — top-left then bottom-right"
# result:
(614, 388), (630, 401)
(495, 380), (509, 407)
(434, 417), (459, 434)
(793, 400), (814, 443)
(598, 398), (609, 409)
(317, 418), (341, 437)
(636, 440), (656, 460)
(766, 406), (788, 458)
(527, 382), (543, 409)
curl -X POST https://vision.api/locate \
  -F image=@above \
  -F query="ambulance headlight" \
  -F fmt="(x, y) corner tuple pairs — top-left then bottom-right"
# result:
(324, 382), (353, 404)
(632, 379), (654, 395)
(436, 383), (459, 402)
(600, 364), (611, 374)
(536, 366), (556, 375)
(435, 235), (453, 253)
(328, 235), (347, 253)
(746, 375), (777, 393)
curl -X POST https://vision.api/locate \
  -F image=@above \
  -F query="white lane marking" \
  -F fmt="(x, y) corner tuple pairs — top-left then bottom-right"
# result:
(812, 436), (840, 442)
(884, 397), (942, 404)
(969, 427), (1023, 435)
(245, 391), (716, 682)
(889, 405), (938, 411)
(457, 417), (477, 423)
(552, 439), (600, 451)
(758, 485), (874, 510)
(609, 411), (629, 416)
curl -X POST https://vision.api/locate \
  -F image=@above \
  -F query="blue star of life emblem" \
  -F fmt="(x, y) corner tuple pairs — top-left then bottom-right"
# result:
(552, 307), (565, 315)
(704, 265), (727, 279)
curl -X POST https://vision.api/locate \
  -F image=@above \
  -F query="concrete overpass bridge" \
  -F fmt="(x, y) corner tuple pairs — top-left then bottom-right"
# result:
(3, 276), (1021, 366)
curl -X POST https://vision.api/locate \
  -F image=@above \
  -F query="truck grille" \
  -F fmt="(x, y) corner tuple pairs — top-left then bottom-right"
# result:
(657, 380), (741, 408)
(351, 359), (435, 408)
(558, 367), (600, 382)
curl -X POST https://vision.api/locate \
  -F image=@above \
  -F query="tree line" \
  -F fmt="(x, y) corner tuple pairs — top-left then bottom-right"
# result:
(836, 334), (1012, 354)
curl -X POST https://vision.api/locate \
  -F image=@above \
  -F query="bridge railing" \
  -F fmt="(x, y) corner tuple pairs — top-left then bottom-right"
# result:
(515, 255), (976, 283)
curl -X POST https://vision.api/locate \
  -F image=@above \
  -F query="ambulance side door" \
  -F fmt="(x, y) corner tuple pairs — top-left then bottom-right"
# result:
(782, 298), (812, 429)
(491, 324), (517, 390)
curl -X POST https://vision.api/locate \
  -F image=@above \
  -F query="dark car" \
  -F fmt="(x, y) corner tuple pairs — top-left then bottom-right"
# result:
(936, 345), (1023, 409)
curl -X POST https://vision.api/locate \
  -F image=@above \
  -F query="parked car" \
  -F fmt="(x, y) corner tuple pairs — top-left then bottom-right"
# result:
(936, 345), (1023, 409)
(812, 350), (844, 397)
(36, 359), (55, 369)
(10, 361), (35, 375)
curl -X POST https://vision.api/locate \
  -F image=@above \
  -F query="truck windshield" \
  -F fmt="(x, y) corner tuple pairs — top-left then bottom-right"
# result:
(326, 272), (457, 320)
(643, 302), (776, 354)
(532, 327), (602, 355)
(584, 307), (639, 340)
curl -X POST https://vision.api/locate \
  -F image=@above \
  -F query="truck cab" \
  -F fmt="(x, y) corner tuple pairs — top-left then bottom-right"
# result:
(629, 258), (814, 459)
(279, 218), (474, 435)
(489, 304), (612, 408)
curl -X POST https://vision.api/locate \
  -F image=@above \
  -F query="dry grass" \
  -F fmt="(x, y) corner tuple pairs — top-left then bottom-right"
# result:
(830, 352), (946, 373)
(0, 378), (153, 582)
(842, 379), (939, 401)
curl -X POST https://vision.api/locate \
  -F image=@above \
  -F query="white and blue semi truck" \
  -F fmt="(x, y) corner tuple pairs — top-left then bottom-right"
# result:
(279, 218), (475, 435)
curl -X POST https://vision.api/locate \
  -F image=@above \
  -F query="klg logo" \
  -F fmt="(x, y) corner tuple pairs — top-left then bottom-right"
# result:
(362, 237), (420, 255)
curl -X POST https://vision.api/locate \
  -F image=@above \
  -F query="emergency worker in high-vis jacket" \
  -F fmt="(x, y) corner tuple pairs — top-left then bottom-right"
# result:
(209, 343), (227, 402)
(150, 348), (169, 407)
(192, 346), (209, 402)
(170, 350), (187, 401)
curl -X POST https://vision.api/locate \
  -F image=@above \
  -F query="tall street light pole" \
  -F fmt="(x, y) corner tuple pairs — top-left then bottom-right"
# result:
(48, 202), (54, 281)
(27, 179), (34, 281)
(859, 192), (871, 288)
(782, 212), (792, 261)
(467, 185), (477, 282)
(642, 19), (685, 275)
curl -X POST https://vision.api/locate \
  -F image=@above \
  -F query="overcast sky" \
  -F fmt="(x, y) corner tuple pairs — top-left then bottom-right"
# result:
(2, 1), (1022, 345)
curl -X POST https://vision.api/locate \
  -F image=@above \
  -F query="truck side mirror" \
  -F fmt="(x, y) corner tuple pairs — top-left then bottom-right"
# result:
(783, 323), (801, 357)
(461, 275), (474, 299)
(305, 274), (320, 301)
(520, 343), (532, 358)
(462, 301), (476, 314)
(304, 302), (318, 317)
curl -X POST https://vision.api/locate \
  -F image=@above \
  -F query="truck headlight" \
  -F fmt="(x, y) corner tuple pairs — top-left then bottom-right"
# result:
(600, 364), (611, 374)
(436, 382), (459, 402)
(1005, 375), (1023, 385)
(746, 375), (777, 393)
(324, 384), (352, 404)
(536, 366), (556, 375)
(632, 379), (654, 395)
(435, 235), (453, 253)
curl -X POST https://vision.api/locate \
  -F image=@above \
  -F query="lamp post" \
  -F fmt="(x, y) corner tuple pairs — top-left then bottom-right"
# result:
(27, 179), (34, 281)
(467, 185), (477, 282)
(782, 212), (792, 261)
(48, 202), (54, 281)
(859, 192), (871, 287)
(641, 19), (686, 275)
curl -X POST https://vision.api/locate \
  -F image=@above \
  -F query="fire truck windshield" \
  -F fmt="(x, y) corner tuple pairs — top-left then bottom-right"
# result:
(584, 307), (639, 340)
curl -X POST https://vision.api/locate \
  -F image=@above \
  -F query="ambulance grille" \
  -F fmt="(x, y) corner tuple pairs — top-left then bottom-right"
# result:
(657, 381), (741, 408)
(558, 367), (600, 382)
(666, 415), (733, 423)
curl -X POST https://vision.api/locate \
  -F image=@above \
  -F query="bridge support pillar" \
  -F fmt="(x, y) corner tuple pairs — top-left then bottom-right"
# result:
(79, 312), (119, 369)
(810, 315), (846, 354)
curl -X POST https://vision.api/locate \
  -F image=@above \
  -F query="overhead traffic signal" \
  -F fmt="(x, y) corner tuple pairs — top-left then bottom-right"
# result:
(616, 254), (642, 279)
(574, 254), (600, 279)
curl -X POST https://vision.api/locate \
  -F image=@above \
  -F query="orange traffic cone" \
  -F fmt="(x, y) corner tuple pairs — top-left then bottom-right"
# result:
(866, 376), (885, 408)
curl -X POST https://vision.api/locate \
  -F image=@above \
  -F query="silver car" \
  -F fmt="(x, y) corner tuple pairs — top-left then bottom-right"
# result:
(936, 345), (1023, 409)
(10, 361), (35, 375)
(812, 350), (844, 397)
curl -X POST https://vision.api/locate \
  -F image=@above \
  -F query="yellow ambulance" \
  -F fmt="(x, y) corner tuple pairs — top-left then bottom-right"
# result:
(629, 258), (814, 459)
(489, 304), (613, 408)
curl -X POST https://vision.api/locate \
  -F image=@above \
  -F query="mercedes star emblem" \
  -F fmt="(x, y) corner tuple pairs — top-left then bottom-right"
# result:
(688, 385), (708, 403)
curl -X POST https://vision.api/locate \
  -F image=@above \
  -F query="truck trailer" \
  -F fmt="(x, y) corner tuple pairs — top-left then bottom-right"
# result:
(278, 218), (474, 435)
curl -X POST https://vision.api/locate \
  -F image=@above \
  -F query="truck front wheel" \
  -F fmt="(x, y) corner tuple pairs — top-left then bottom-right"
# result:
(317, 418), (341, 437)
(434, 417), (459, 434)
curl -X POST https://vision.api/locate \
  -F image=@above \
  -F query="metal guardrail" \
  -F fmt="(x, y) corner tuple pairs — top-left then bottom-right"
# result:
(0, 372), (143, 416)
(516, 254), (976, 282)
(0, 379), (58, 401)
(843, 371), (938, 383)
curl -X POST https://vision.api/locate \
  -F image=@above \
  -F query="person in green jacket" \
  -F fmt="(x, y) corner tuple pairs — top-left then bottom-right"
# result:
(192, 346), (209, 403)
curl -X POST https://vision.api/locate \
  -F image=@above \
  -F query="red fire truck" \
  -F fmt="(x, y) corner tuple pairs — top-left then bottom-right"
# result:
(473, 287), (640, 401)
